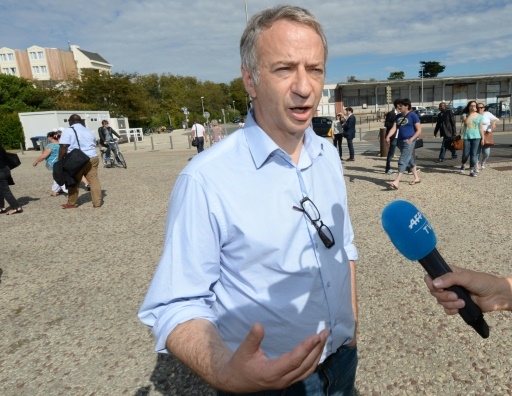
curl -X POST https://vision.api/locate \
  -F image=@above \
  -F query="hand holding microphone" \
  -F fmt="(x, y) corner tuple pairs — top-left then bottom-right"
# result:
(381, 200), (489, 338)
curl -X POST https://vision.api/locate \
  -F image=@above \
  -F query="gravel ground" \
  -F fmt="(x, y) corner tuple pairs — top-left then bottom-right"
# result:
(1, 130), (512, 395)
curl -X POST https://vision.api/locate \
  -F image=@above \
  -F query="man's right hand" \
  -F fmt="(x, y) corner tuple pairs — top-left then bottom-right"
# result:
(220, 323), (329, 392)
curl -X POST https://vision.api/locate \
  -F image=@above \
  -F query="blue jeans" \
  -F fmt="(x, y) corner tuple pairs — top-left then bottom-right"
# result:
(396, 139), (416, 174)
(461, 138), (481, 168)
(217, 346), (357, 396)
(438, 137), (457, 160)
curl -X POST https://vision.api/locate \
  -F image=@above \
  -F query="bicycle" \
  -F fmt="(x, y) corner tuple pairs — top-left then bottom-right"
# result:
(100, 140), (127, 169)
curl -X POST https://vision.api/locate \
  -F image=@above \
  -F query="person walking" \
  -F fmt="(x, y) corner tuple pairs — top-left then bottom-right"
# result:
(460, 101), (484, 177)
(139, 5), (359, 395)
(384, 99), (400, 174)
(32, 131), (68, 196)
(385, 98), (422, 189)
(342, 107), (356, 161)
(211, 119), (224, 143)
(434, 102), (458, 162)
(0, 143), (23, 215)
(58, 114), (102, 208)
(477, 103), (499, 169)
(191, 119), (206, 153)
(332, 113), (344, 159)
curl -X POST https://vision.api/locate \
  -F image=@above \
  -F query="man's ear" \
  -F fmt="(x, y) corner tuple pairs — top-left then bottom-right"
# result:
(241, 66), (256, 98)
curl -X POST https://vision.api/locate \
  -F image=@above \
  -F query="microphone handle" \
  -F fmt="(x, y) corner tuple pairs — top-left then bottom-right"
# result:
(418, 248), (489, 339)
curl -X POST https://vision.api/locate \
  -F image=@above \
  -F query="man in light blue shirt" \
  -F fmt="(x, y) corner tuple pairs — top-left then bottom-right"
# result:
(138, 5), (358, 395)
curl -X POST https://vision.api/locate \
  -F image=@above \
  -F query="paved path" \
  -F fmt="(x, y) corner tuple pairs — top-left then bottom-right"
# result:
(1, 128), (512, 395)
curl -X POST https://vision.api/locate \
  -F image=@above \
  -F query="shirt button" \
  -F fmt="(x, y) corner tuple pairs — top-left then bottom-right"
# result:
(315, 243), (319, 249)
(327, 282), (331, 287)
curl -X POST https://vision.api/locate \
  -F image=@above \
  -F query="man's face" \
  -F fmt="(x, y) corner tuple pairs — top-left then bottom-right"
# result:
(103, 122), (108, 127)
(242, 20), (325, 139)
(439, 103), (446, 112)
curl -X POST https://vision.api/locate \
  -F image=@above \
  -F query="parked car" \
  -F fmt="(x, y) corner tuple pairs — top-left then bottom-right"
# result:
(311, 116), (334, 137)
(453, 106), (465, 115)
(425, 106), (440, 115)
(414, 110), (437, 124)
(411, 106), (426, 112)
(487, 102), (510, 117)
(232, 117), (241, 123)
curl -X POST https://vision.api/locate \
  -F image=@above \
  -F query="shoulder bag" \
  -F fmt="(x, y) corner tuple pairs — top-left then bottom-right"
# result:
(5, 152), (21, 170)
(60, 127), (90, 177)
(483, 131), (494, 147)
(191, 125), (199, 147)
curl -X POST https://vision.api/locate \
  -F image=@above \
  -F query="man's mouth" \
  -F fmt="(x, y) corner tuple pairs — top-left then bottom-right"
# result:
(291, 107), (310, 114)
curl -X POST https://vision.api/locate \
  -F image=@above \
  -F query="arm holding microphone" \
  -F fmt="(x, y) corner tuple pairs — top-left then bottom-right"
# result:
(424, 266), (512, 314)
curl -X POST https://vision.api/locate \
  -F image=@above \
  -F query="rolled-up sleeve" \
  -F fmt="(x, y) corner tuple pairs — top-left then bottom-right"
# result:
(138, 174), (222, 352)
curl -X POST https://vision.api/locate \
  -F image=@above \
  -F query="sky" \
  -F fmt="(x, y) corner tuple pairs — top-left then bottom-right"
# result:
(1, 0), (511, 84)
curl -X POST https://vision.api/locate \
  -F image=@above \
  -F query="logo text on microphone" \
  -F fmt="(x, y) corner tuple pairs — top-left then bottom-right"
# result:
(408, 211), (432, 234)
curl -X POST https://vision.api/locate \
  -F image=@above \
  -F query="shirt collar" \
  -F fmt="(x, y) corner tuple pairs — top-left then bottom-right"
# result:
(243, 109), (324, 169)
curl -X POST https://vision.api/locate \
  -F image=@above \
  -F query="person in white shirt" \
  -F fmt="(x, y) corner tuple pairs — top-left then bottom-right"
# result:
(191, 119), (206, 153)
(477, 103), (499, 169)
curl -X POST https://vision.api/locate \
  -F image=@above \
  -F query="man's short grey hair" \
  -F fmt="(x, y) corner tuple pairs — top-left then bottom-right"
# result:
(240, 5), (328, 85)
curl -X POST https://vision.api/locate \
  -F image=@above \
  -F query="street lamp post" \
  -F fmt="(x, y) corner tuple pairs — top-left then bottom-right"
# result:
(201, 96), (205, 118)
(420, 65), (424, 106)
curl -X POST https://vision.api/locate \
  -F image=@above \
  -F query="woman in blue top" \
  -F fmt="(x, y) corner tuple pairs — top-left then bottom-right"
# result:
(460, 101), (484, 177)
(32, 131), (68, 196)
(385, 98), (422, 189)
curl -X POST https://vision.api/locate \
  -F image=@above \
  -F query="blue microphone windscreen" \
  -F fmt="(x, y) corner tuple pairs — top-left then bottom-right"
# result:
(381, 200), (437, 260)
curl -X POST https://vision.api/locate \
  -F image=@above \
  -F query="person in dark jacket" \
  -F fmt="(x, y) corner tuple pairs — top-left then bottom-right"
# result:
(342, 107), (356, 161)
(98, 120), (120, 163)
(0, 144), (23, 215)
(384, 99), (400, 174)
(434, 102), (458, 162)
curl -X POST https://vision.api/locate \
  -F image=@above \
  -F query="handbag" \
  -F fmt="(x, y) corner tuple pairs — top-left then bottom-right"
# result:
(5, 152), (21, 170)
(59, 127), (90, 177)
(483, 131), (494, 147)
(451, 135), (464, 150)
(191, 125), (199, 146)
(414, 138), (424, 149)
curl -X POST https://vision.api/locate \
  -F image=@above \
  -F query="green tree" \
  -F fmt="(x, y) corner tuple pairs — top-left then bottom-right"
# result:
(419, 61), (446, 78)
(388, 71), (405, 80)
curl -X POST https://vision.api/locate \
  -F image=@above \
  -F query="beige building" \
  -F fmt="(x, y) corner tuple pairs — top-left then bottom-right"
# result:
(335, 73), (512, 115)
(0, 44), (111, 81)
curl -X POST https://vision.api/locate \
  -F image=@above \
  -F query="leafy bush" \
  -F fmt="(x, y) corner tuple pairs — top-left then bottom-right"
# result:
(0, 112), (24, 150)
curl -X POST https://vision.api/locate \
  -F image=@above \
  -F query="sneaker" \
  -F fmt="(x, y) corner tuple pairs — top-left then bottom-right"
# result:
(474, 167), (480, 173)
(460, 165), (466, 172)
(470, 171), (477, 177)
(452, 154), (458, 159)
(85, 184), (90, 191)
(482, 162), (487, 169)
(435, 159), (444, 163)
(386, 169), (395, 174)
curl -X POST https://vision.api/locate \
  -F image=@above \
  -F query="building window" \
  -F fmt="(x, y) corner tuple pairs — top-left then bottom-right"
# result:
(0, 54), (6, 61)
(323, 89), (329, 97)
(41, 65), (47, 73)
(8, 53), (14, 61)
(30, 52), (37, 60)
(38, 51), (44, 59)
(10, 67), (16, 74)
(2, 68), (9, 74)
(329, 89), (335, 97)
(344, 96), (359, 107)
(32, 66), (40, 74)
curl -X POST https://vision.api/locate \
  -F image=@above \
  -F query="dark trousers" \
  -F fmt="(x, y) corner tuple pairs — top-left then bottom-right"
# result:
(438, 137), (457, 160)
(345, 137), (355, 159)
(196, 137), (205, 153)
(333, 134), (343, 158)
(385, 137), (397, 172)
(0, 166), (20, 209)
